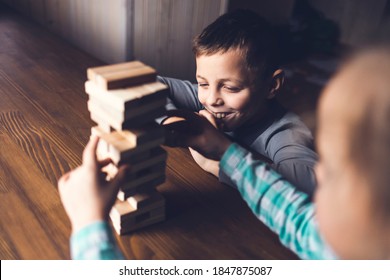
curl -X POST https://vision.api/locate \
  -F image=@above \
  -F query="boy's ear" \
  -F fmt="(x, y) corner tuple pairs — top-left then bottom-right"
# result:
(267, 69), (285, 99)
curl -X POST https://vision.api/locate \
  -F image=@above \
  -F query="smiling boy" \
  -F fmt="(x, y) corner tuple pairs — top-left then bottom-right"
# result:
(159, 10), (318, 196)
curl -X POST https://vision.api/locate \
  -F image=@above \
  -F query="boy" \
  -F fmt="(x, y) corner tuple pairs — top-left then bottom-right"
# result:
(159, 9), (318, 196)
(59, 47), (390, 259)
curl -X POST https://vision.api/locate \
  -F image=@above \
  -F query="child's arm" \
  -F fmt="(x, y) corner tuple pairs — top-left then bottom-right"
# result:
(157, 76), (203, 111)
(189, 147), (220, 177)
(58, 136), (127, 260)
(220, 143), (335, 259)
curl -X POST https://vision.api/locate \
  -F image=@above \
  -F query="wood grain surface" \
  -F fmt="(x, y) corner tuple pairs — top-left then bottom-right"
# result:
(0, 4), (297, 260)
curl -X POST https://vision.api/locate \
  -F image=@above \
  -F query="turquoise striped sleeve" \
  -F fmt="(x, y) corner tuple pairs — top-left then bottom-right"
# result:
(70, 221), (124, 260)
(220, 143), (337, 260)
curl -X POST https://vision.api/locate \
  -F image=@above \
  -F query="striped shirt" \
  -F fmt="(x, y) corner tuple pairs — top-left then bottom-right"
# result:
(221, 143), (336, 259)
(70, 221), (124, 260)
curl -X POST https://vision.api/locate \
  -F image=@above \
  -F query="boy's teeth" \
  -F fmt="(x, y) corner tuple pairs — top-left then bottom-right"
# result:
(215, 113), (226, 119)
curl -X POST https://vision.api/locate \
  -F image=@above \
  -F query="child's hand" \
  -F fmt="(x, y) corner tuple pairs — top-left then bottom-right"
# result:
(162, 109), (232, 160)
(188, 110), (220, 177)
(198, 109), (224, 131)
(189, 147), (220, 177)
(58, 136), (129, 234)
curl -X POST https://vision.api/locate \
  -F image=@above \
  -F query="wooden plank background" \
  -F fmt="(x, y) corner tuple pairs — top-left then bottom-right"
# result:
(0, 0), (227, 81)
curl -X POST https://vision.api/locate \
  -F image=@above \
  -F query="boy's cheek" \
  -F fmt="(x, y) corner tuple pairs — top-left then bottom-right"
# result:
(197, 90), (207, 105)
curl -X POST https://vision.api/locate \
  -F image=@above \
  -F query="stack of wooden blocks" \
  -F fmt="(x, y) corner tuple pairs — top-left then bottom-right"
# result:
(85, 61), (168, 235)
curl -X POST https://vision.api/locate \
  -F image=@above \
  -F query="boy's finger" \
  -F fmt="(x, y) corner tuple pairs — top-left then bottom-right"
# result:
(160, 116), (186, 125)
(83, 135), (99, 168)
(198, 110), (218, 128)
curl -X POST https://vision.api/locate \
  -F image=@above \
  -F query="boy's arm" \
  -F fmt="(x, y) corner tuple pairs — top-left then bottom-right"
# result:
(157, 76), (203, 111)
(220, 143), (336, 260)
(272, 158), (317, 197)
(71, 221), (124, 260)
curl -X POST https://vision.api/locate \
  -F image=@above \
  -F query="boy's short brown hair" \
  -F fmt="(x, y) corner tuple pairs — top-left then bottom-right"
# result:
(192, 9), (280, 85)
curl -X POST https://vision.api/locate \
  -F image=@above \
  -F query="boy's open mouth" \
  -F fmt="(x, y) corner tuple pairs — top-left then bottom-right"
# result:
(210, 111), (234, 119)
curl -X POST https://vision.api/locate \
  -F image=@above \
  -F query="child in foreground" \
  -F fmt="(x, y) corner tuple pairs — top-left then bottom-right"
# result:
(158, 9), (318, 196)
(58, 47), (390, 259)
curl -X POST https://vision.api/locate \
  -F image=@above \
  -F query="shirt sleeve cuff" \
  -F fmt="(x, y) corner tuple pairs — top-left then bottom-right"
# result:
(70, 221), (123, 260)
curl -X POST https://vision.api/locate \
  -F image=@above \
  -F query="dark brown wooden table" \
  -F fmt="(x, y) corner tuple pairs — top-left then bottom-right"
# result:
(0, 5), (297, 260)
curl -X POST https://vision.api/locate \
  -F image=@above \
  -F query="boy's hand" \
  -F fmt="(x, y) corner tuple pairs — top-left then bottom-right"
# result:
(162, 109), (232, 160)
(58, 136), (128, 234)
(189, 147), (220, 177)
(188, 110), (221, 177)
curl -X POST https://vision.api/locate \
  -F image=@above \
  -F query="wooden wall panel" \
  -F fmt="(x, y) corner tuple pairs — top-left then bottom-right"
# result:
(1, 0), (227, 80)
(307, 0), (389, 45)
(1, 0), (129, 63)
(132, 0), (228, 81)
(228, 0), (295, 24)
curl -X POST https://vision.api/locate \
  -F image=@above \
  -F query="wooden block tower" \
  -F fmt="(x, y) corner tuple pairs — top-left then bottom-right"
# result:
(85, 60), (168, 235)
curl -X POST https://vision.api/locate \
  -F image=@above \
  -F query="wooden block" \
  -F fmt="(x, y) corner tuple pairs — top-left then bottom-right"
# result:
(89, 95), (166, 123)
(87, 61), (145, 81)
(111, 211), (165, 235)
(87, 61), (157, 90)
(117, 207), (165, 229)
(117, 176), (166, 201)
(110, 196), (165, 224)
(121, 172), (166, 194)
(91, 126), (164, 165)
(96, 138), (151, 164)
(88, 100), (166, 130)
(128, 190), (165, 210)
(85, 80), (168, 111)
(110, 200), (165, 235)
(92, 120), (164, 148)
(110, 162), (166, 191)
(90, 116), (113, 133)
(116, 124), (164, 147)
(103, 161), (165, 182)
(103, 147), (167, 181)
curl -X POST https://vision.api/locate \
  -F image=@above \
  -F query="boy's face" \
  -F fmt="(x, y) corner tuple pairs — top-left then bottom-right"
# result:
(314, 71), (387, 259)
(195, 50), (268, 131)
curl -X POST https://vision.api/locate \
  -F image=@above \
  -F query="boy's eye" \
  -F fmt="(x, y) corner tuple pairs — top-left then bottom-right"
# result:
(198, 83), (209, 88)
(223, 86), (240, 92)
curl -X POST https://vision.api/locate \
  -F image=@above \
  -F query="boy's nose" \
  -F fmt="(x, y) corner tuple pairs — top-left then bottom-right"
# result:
(207, 89), (223, 106)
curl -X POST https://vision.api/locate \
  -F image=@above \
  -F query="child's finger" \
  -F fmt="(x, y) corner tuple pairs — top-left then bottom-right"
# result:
(198, 110), (218, 128)
(82, 135), (100, 168)
(163, 129), (193, 147)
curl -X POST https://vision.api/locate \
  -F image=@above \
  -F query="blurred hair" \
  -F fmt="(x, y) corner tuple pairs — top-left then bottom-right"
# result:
(340, 46), (390, 218)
